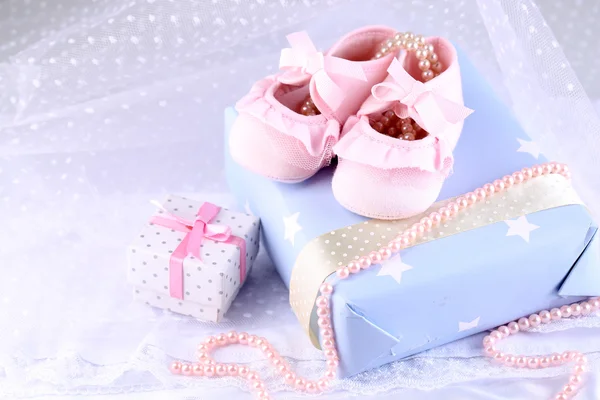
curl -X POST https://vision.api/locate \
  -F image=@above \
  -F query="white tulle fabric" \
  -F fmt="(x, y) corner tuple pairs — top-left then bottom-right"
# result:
(1, 0), (600, 398)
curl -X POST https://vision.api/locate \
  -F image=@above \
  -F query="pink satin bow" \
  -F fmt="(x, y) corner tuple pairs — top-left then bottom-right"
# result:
(371, 58), (473, 135)
(150, 202), (247, 300)
(278, 31), (367, 112)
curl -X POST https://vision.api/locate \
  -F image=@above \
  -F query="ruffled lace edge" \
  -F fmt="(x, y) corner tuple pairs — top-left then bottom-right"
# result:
(234, 76), (340, 157)
(333, 116), (451, 172)
(3, 345), (599, 397)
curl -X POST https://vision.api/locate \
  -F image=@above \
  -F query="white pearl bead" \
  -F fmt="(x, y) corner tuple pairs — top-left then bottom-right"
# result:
(406, 41), (418, 51)
(422, 70), (434, 81)
(416, 48), (430, 60)
(418, 59), (431, 71)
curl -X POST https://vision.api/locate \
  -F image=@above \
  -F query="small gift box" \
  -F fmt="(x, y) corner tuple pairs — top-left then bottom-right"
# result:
(127, 196), (260, 322)
(224, 46), (600, 376)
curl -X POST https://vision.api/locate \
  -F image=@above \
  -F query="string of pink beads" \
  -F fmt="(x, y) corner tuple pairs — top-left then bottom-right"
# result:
(170, 162), (588, 400)
(483, 298), (599, 400)
(169, 329), (335, 400)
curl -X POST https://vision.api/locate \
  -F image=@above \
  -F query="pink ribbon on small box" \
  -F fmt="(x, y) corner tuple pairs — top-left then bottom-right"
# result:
(149, 201), (247, 300)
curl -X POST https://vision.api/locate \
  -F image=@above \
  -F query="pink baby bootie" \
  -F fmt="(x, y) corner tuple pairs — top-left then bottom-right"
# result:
(332, 33), (473, 219)
(229, 26), (398, 183)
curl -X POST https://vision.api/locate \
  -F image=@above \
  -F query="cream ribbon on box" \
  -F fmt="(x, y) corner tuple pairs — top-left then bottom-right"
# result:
(289, 174), (583, 348)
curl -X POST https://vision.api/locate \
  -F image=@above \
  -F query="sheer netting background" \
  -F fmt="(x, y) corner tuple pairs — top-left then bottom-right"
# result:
(0, 0), (599, 398)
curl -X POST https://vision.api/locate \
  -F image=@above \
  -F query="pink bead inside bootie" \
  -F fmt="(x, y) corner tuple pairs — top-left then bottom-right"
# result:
(367, 33), (450, 142)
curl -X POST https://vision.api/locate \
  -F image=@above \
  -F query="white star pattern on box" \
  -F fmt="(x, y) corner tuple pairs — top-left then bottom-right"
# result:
(517, 138), (541, 159)
(244, 200), (253, 216)
(458, 317), (480, 332)
(505, 215), (539, 242)
(377, 254), (413, 284)
(283, 212), (302, 247)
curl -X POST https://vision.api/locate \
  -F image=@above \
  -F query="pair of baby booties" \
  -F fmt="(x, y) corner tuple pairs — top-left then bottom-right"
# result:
(229, 26), (473, 220)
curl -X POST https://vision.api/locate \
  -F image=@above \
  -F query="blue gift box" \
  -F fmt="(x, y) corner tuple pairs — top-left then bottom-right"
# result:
(223, 48), (600, 377)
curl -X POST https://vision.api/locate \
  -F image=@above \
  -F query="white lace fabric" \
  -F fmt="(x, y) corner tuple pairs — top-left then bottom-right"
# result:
(0, 0), (599, 398)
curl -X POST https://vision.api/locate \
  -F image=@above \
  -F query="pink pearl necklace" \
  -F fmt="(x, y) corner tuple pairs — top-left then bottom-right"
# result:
(484, 298), (599, 400)
(170, 162), (593, 400)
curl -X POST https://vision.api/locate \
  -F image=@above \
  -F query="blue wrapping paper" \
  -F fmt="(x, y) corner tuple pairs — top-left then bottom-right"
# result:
(223, 47), (599, 377)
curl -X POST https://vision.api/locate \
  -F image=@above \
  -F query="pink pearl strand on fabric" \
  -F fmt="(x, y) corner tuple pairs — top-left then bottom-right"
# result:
(484, 302), (597, 400)
(170, 162), (593, 400)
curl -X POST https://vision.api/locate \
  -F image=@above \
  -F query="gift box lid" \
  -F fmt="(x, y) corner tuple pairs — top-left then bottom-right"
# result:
(224, 45), (599, 377)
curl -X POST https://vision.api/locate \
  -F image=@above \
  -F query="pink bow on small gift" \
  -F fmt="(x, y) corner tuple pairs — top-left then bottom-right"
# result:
(278, 31), (367, 112)
(371, 58), (473, 135)
(150, 201), (247, 300)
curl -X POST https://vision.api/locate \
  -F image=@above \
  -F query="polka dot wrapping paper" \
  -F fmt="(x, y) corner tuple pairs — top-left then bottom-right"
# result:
(127, 195), (260, 322)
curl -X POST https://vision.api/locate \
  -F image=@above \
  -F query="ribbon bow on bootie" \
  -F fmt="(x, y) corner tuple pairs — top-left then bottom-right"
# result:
(371, 58), (473, 134)
(278, 31), (367, 112)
